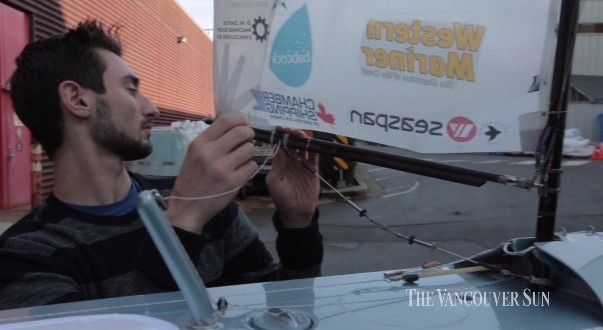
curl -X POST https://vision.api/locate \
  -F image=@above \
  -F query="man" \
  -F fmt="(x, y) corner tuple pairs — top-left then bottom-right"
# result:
(0, 20), (322, 309)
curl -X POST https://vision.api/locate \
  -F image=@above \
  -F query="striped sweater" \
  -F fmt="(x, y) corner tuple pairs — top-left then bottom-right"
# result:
(0, 174), (322, 309)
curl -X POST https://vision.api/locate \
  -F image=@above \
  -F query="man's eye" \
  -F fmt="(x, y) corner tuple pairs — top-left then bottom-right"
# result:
(127, 87), (139, 95)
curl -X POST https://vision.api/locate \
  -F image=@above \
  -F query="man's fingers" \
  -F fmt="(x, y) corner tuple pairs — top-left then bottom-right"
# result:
(228, 141), (257, 170)
(230, 159), (259, 185)
(218, 125), (255, 153)
(201, 114), (249, 142)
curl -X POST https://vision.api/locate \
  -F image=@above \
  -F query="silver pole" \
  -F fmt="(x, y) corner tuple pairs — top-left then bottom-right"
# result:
(137, 190), (218, 327)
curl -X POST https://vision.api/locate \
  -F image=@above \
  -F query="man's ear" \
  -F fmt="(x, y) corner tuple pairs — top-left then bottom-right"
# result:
(58, 80), (94, 119)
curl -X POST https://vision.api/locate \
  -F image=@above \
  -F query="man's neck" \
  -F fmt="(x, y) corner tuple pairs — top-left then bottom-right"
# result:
(52, 150), (132, 206)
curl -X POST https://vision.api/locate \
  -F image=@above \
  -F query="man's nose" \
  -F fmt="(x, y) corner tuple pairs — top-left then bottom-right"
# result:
(140, 93), (160, 119)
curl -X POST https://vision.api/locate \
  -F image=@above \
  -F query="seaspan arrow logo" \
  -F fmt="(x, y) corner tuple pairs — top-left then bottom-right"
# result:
(447, 116), (477, 142)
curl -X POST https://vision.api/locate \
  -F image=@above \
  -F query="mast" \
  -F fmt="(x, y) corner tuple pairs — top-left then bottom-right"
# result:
(253, 127), (518, 187)
(535, 0), (581, 242)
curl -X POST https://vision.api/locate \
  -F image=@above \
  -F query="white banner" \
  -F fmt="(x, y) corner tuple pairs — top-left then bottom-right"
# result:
(214, 0), (559, 153)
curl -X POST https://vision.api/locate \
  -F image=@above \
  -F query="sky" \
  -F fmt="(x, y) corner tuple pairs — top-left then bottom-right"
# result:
(176, 0), (214, 31)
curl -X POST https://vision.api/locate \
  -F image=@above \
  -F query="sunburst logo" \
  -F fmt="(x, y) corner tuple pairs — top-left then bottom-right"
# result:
(252, 17), (269, 43)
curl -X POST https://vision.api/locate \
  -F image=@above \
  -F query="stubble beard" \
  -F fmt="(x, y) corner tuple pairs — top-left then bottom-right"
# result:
(92, 98), (153, 161)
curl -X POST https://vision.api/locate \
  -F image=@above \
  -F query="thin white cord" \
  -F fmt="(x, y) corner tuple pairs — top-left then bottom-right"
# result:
(502, 242), (535, 256)
(165, 141), (281, 201)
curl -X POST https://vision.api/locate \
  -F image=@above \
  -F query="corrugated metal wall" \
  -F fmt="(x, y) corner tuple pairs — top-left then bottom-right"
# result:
(1, 0), (65, 204)
(568, 0), (603, 143)
(59, 0), (215, 117)
(574, 0), (603, 75)
(579, 0), (603, 23)
(0, 0), (65, 39)
(2, 0), (215, 119)
(1, 0), (215, 205)
(573, 36), (603, 75)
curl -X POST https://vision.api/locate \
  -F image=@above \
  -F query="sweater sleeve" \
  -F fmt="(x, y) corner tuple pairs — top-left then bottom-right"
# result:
(133, 173), (323, 285)
(273, 209), (323, 279)
(216, 206), (322, 286)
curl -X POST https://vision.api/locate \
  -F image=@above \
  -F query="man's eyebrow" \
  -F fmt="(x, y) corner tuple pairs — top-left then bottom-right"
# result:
(123, 74), (140, 87)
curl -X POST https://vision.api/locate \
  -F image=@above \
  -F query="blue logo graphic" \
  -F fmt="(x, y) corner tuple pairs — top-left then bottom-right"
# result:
(269, 5), (312, 87)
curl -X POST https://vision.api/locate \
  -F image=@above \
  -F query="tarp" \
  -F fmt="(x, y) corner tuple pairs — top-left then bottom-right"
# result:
(214, 0), (559, 153)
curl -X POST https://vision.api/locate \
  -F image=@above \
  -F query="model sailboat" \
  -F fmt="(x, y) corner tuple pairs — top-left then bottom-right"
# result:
(0, 0), (601, 329)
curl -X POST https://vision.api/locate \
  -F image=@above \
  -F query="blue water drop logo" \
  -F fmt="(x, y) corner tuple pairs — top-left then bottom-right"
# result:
(269, 5), (312, 87)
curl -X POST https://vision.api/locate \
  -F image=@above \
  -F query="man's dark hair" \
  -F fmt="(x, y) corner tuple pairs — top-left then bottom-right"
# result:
(10, 20), (122, 159)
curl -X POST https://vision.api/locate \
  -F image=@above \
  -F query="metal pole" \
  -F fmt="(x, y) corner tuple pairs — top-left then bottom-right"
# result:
(535, 0), (580, 242)
(137, 190), (219, 327)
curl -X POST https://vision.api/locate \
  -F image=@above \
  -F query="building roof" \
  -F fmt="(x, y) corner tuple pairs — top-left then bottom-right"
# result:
(571, 75), (603, 103)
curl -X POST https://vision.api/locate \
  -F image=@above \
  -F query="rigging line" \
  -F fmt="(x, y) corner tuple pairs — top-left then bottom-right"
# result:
(158, 128), (532, 284)
(539, 132), (558, 194)
(534, 127), (552, 181)
(1, 277), (510, 324)
(281, 147), (535, 283)
(284, 147), (463, 251)
(225, 295), (412, 314)
(164, 141), (280, 202)
(0, 299), (187, 324)
(228, 296), (409, 313)
(315, 279), (511, 323)
(214, 278), (511, 311)
(226, 278), (512, 313)
(218, 279), (388, 300)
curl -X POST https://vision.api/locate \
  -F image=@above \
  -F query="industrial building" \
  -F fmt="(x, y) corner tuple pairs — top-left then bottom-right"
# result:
(0, 0), (214, 209)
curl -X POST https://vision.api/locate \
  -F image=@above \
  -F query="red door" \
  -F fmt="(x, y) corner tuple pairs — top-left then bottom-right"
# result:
(0, 3), (31, 210)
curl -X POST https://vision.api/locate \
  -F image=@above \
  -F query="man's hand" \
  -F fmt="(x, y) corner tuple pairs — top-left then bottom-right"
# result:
(266, 127), (319, 228)
(166, 115), (257, 234)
